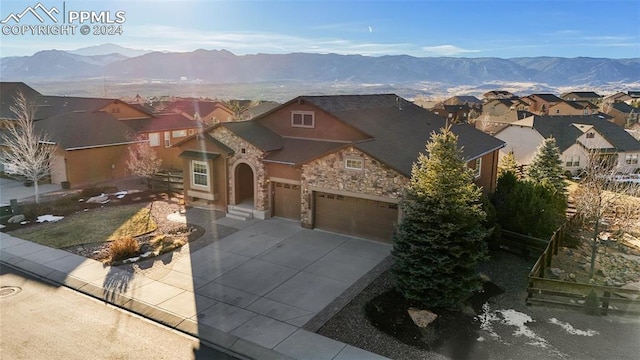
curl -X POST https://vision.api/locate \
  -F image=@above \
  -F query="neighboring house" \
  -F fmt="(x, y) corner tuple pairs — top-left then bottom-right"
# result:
(0, 82), (42, 126)
(443, 95), (483, 109)
(604, 102), (640, 127)
(604, 92), (633, 105)
(548, 100), (599, 116)
(242, 101), (280, 119)
(431, 104), (472, 123)
(628, 91), (640, 98)
(483, 90), (515, 101)
(560, 91), (601, 104)
(124, 112), (205, 169)
(33, 111), (139, 186)
(175, 94), (505, 242)
(522, 94), (564, 115)
(165, 100), (235, 125)
(494, 115), (640, 175)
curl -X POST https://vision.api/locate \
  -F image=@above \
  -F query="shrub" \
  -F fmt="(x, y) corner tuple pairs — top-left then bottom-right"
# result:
(109, 236), (140, 263)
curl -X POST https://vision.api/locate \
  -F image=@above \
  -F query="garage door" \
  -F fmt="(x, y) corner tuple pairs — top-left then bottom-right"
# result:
(273, 182), (301, 220)
(314, 192), (398, 243)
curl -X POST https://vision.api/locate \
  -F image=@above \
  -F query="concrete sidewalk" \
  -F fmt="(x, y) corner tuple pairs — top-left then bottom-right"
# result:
(0, 217), (391, 360)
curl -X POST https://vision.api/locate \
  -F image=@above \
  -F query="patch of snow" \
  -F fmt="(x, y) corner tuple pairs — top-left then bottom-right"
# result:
(548, 318), (598, 336)
(477, 302), (502, 340)
(498, 309), (548, 347)
(476, 336), (485, 342)
(101, 199), (110, 204)
(36, 215), (64, 223)
(167, 212), (187, 223)
(123, 256), (140, 264)
(115, 191), (127, 199)
(78, 199), (84, 202)
(20, 221), (29, 225)
(140, 251), (153, 258)
(0, 224), (4, 229)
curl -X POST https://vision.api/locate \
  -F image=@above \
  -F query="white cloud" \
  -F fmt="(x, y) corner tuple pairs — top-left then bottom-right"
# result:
(421, 44), (482, 56)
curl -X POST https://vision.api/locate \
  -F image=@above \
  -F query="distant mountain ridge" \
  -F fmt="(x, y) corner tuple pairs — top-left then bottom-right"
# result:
(1, 47), (639, 87)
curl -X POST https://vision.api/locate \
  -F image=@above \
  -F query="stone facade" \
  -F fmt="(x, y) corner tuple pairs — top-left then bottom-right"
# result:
(210, 127), (269, 212)
(300, 147), (409, 226)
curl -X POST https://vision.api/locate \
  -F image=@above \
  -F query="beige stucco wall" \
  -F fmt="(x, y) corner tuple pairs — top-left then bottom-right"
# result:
(495, 126), (546, 165)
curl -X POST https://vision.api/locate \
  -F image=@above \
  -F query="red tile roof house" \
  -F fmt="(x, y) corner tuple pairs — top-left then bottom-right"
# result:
(175, 94), (505, 242)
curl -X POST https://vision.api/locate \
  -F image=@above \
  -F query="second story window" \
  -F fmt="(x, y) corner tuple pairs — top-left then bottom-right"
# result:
(292, 111), (314, 128)
(586, 132), (595, 139)
(345, 158), (364, 170)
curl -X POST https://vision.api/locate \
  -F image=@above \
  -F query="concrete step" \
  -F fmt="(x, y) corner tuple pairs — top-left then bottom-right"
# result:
(227, 205), (253, 221)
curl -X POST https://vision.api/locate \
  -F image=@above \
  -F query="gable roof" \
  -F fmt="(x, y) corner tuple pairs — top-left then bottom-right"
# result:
(0, 82), (43, 119)
(33, 95), (122, 120)
(264, 138), (344, 165)
(510, 115), (640, 153)
(529, 93), (563, 103)
(610, 102), (639, 114)
(166, 100), (233, 117)
(34, 112), (136, 150)
(124, 113), (204, 133)
(221, 120), (283, 152)
(296, 94), (505, 176)
(561, 91), (601, 99)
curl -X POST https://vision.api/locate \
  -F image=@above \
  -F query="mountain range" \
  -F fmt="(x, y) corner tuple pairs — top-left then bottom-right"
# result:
(1, 44), (639, 88)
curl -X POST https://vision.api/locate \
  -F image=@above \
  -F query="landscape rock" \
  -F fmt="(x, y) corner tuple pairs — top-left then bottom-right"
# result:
(549, 267), (565, 279)
(86, 194), (109, 204)
(7, 214), (26, 223)
(407, 308), (438, 328)
(615, 281), (640, 300)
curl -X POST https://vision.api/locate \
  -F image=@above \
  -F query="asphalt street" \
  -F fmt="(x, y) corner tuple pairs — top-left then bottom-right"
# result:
(0, 264), (240, 360)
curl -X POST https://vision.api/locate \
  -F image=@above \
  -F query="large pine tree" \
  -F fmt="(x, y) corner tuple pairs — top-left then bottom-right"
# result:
(391, 127), (489, 309)
(527, 137), (566, 195)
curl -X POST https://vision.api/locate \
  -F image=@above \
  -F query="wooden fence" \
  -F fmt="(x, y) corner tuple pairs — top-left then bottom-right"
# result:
(499, 229), (549, 258)
(151, 171), (184, 192)
(526, 224), (640, 315)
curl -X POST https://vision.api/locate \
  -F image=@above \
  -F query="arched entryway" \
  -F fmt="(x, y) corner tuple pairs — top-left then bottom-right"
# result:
(234, 162), (254, 207)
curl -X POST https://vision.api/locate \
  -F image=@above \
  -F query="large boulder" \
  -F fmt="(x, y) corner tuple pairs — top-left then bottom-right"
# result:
(407, 308), (438, 328)
(8, 214), (26, 224)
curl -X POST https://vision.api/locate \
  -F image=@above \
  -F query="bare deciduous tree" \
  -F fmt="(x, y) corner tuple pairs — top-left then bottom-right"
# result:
(0, 91), (57, 203)
(573, 151), (640, 279)
(126, 137), (162, 187)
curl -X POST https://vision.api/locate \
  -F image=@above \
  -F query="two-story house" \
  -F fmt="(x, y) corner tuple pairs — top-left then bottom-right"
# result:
(165, 100), (236, 126)
(522, 94), (564, 115)
(560, 91), (602, 104)
(604, 102), (640, 127)
(175, 94), (505, 243)
(494, 115), (640, 175)
(548, 100), (599, 116)
(483, 90), (516, 101)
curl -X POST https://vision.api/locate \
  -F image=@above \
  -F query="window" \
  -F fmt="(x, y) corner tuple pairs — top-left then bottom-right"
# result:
(148, 132), (160, 147)
(188, 129), (195, 135)
(473, 158), (482, 178)
(583, 109), (589, 115)
(291, 111), (314, 128)
(626, 154), (639, 165)
(345, 158), (363, 170)
(566, 155), (580, 167)
(586, 132), (595, 139)
(191, 160), (209, 188)
(172, 129), (187, 138)
(164, 132), (171, 147)
(556, 109), (560, 114)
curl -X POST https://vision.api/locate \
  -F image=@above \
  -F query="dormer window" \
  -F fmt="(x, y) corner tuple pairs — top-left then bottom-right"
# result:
(292, 111), (314, 128)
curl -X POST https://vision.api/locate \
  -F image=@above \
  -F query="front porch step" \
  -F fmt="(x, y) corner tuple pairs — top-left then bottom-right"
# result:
(227, 205), (253, 221)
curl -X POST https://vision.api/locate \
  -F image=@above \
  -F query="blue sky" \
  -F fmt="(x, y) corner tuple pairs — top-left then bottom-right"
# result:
(1, 0), (639, 58)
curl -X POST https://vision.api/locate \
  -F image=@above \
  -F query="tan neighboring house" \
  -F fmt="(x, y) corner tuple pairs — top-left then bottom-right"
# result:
(165, 100), (235, 126)
(483, 90), (515, 101)
(495, 115), (640, 175)
(522, 94), (564, 115)
(604, 92), (634, 105)
(560, 91), (601, 104)
(604, 102), (640, 127)
(124, 113), (206, 169)
(175, 94), (505, 243)
(548, 100), (599, 116)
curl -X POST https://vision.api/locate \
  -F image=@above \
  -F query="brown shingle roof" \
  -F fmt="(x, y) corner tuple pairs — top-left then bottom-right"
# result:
(264, 138), (344, 165)
(125, 113), (204, 133)
(34, 112), (135, 149)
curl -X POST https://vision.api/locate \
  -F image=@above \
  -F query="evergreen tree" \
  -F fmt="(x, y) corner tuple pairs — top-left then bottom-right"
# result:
(498, 150), (519, 177)
(392, 127), (489, 309)
(527, 137), (566, 195)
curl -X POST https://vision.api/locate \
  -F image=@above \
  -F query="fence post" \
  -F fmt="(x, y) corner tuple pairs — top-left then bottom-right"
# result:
(602, 291), (610, 315)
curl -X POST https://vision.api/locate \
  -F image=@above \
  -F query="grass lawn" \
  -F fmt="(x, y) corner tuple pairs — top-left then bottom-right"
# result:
(9, 204), (157, 249)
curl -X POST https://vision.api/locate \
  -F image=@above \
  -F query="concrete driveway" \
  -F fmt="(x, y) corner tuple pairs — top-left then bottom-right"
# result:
(0, 177), (61, 204)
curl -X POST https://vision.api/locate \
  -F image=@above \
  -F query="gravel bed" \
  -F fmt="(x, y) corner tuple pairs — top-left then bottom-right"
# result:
(317, 250), (536, 360)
